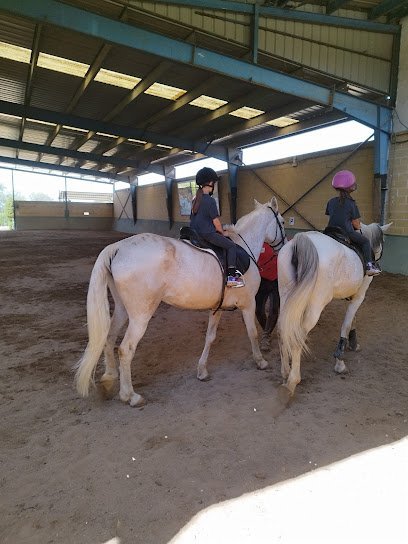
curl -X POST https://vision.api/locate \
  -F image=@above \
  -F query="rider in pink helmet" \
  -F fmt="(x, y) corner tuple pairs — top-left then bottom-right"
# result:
(325, 170), (381, 276)
(332, 170), (356, 190)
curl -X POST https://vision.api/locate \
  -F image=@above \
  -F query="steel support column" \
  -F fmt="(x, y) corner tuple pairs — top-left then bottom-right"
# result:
(374, 106), (392, 224)
(164, 166), (175, 229)
(227, 148), (242, 224)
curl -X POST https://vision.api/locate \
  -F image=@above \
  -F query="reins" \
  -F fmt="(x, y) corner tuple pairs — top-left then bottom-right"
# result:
(236, 206), (286, 269)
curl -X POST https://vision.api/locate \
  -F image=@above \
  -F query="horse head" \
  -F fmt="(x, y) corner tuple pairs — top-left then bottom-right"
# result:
(361, 221), (393, 261)
(254, 197), (286, 250)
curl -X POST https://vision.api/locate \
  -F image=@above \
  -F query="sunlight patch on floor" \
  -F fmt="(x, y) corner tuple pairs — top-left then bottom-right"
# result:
(169, 437), (408, 544)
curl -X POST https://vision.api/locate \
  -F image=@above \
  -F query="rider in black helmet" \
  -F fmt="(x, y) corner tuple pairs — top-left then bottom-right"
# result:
(190, 167), (244, 288)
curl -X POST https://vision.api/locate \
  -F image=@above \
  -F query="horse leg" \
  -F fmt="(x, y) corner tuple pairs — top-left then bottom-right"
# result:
(197, 311), (222, 381)
(118, 315), (152, 407)
(334, 289), (368, 373)
(242, 305), (268, 370)
(100, 299), (128, 398)
(347, 318), (360, 352)
(283, 304), (323, 396)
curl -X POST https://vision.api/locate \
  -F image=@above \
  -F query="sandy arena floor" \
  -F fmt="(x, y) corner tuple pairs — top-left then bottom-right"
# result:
(0, 230), (407, 544)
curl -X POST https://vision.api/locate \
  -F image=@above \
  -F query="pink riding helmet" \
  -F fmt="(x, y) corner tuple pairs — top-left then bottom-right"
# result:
(332, 170), (356, 190)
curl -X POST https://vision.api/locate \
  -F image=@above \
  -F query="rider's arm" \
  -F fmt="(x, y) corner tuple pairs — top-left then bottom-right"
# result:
(212, 217), (224, 235)
(352, 218), (361, 230)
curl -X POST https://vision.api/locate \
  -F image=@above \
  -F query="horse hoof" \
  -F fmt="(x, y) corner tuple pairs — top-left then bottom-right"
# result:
(257, 358), (268, 370)
(130, 394), (146, 407)
(334, 359), (347, 374)
(198, 374), (211, 382)
(277, 384), (292, 406)
(99, 376), (118, 400)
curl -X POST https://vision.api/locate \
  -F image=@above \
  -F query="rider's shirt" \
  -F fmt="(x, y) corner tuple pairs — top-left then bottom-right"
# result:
(257, 243), (278, 282)
(190, 194), (219, 235)
(325, 196), (360, 234)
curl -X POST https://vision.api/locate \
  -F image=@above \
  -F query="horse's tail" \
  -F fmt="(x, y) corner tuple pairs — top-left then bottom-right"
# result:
(279, 233), (319, 362)
(74, 244), (118, 397)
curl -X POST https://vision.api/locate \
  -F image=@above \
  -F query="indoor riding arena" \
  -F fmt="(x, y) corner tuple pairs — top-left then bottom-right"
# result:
(0, 2), (407, 544)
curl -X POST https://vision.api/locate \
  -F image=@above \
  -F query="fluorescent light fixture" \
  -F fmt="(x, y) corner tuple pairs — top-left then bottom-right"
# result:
(27, 118), (56, 127)
(144, 82), (187, 101)
(0, 41), (31, 63)
(229, 106), (265, 119)
(62, 125), (88, 132)
(37, 52), (89, 78)
(267, 116), (299, 128)
(0, 113), (22, 121)
(189, 95), (228, 110)
(156, 144), (172, 149)
(95, 68), (141, 89)
(127, 138), (147, 144)
(97, 132), (118, 138)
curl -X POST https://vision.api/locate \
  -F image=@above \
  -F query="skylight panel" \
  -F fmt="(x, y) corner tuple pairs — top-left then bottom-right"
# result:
(95, 68), (141, 89)
(229, 106), (264, 119)
(37, 52), (89, 77)
(144, 82), (187, 100)
(267, 117), (299, 128)
(189, 95), (228, 110)
(0, 41), (31, 64)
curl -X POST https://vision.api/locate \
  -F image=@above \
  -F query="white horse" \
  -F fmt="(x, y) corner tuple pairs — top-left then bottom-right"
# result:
(75, 198), (286, 407)
(277, 222), (392, 398)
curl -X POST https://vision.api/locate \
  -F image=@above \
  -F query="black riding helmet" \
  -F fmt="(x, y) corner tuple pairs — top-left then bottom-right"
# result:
(196, 167), (220, 187)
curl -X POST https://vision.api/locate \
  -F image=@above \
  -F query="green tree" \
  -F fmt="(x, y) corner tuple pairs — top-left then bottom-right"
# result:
(4, 195), (14, 228)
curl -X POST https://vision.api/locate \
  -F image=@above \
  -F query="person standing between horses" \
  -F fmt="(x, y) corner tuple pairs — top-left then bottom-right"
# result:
(325, 170), (381, 276)
(255, 242), (280, 350)
(190, 167), (245, 288)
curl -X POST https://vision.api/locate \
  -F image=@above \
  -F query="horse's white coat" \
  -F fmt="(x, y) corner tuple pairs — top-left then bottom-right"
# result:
(75, 198), (286, 406)
(277, 222), (392, 396)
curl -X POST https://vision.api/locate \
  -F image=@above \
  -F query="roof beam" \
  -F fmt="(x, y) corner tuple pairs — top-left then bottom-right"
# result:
(42, 4), (130, 160)
(226, 110), (349, 149)
(0, 0), (392, 133)
(0, 136), (164, 173)
(0, 155), (128, 181)
(326, 1), (351, 15)
(18, 23), (42, 157)
(137, 75), (220, 130)
(135, 0), (400, 33)
(369, 0), (407, 20)
(0, 100), (228, 161)
(70, 59), (172, 168)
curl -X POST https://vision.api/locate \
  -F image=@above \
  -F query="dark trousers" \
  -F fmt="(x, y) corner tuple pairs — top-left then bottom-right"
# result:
(348, 231), (373, 263)
(200, 232), (237, 270)
(255, 278), (280, 336)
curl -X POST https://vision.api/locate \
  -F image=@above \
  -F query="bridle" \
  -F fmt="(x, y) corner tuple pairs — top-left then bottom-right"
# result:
(267, 206), (286, 251)
(236, 205), (287, 267)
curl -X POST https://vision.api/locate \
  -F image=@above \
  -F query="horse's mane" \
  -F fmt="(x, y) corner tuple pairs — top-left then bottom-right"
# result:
(223, 205), (265, 240)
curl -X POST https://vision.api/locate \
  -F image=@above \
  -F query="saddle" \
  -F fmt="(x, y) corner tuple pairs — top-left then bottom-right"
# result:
(322, 226), (365, 270)
(179, 226), (251, 275)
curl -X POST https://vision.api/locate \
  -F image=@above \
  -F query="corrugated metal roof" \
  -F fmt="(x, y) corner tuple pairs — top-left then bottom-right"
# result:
(0, 0), (403, 181)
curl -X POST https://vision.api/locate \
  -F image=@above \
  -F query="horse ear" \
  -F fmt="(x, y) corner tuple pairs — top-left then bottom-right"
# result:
(381, 222), (393, 233)
(269, 196), (278, 212)
(254, 199), (262, 209)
